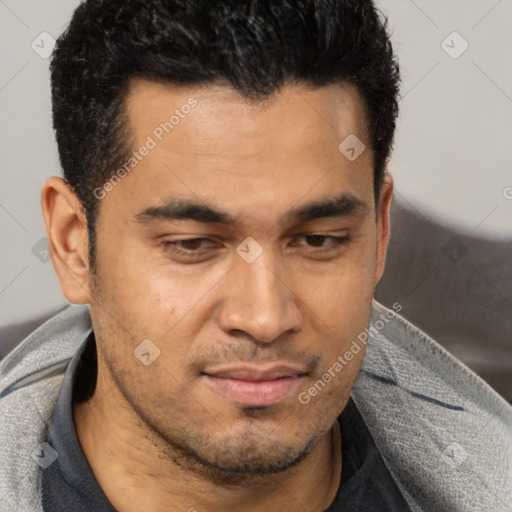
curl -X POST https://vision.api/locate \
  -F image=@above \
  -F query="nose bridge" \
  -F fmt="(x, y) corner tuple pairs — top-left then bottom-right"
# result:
(219, 246), (302, 342)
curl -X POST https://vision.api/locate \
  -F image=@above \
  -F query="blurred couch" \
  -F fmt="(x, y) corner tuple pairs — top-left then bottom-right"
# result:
(376, 199), (512, 403)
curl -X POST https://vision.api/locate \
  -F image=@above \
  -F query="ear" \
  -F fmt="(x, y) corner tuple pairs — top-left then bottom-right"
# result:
(41, 177), (91, 304)
(374, 173), (394, 285)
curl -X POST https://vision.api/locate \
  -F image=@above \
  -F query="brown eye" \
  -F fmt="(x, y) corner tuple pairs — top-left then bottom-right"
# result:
(176, 238), (208, 250)
(162, 238), (216, 254)
(296, 234), (349, 249)
(304, 234), (328, 247)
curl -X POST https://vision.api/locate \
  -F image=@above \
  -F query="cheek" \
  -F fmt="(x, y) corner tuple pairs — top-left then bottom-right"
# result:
(298, 244), (376, 383)
(95, 235), (186, 322)
(92, 249), (233, 374)
(301, 250), (376, 331)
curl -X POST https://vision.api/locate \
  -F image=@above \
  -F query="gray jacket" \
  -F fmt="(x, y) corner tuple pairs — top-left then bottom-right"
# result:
(1, 301), (511, 511)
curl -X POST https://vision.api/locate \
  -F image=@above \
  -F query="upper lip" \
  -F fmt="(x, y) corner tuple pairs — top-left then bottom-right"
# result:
(203, 363), (308, 381)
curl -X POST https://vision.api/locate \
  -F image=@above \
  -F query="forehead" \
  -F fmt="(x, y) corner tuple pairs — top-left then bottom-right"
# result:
(123, 78), (370, 153)
(99, 79), (374, 230)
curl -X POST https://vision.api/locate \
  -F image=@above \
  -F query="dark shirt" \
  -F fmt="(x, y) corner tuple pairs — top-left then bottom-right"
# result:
(42, 333), (411, 511)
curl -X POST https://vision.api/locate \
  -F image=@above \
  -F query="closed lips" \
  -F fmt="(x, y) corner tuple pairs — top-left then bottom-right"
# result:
(202, 364), (308, 381)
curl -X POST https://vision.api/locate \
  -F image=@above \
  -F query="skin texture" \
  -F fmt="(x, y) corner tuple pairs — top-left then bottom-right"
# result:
(41, 79), (393, 512)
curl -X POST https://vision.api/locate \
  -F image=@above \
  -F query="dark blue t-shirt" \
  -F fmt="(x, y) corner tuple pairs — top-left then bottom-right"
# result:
(42, 333), (411, 511)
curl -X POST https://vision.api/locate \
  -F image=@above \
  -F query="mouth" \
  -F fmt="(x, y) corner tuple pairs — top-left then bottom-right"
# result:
(201, 363), (308, 407)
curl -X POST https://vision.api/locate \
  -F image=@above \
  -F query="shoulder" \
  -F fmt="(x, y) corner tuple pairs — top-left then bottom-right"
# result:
(0, 375), (63, 511)
(0, 304), (91, 398)
(0, 304), (92, 510)
(351, 300), (512, 511)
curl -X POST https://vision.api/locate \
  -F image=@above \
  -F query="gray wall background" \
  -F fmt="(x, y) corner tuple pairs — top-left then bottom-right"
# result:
(1, 1), (511, 399)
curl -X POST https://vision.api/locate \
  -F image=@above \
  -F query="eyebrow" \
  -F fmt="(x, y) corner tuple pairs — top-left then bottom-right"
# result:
(134, 193), (368, 227)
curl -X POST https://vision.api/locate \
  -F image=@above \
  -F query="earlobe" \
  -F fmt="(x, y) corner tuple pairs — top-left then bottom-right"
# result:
(374, 173), (394, 285)
(41, 177), (91, 304)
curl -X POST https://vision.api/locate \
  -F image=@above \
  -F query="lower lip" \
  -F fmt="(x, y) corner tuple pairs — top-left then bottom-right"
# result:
(203, 375), (304, 407)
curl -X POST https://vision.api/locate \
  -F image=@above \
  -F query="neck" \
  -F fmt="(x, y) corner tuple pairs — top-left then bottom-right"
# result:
(74, 372), (342, 512)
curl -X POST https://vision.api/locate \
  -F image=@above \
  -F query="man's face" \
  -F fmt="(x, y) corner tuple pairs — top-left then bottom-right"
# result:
(86, 79), (390, 475)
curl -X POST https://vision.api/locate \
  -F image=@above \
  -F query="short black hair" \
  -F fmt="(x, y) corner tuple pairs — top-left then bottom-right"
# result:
(50, 0), (400, 269)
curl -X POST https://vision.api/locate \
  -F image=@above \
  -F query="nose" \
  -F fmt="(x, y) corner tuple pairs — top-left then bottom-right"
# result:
(218, 247), (303, 343)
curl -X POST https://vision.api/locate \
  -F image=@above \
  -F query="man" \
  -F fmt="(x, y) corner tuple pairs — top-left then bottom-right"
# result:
(0, 0), (510, 511)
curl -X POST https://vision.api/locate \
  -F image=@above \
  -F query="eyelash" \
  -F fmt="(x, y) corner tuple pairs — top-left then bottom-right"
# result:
(161, 234), (349, 258)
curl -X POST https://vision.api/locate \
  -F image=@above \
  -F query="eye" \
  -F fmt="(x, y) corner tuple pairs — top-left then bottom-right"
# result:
(294, 233), (349, 249)
(160, 233), (349, 263)
(162, 238), (217, 255)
